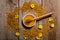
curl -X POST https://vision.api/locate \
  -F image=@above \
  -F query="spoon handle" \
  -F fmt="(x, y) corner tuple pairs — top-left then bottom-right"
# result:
(32, 12), (53, 21)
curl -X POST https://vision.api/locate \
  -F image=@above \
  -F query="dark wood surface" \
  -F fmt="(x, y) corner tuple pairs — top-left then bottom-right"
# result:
(0, 0), (58, 40)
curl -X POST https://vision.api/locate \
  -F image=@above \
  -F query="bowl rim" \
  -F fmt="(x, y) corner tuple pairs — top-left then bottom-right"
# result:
(23, 13), (36, 27)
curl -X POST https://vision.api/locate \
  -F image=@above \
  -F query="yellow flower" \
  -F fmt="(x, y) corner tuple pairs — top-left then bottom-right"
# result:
(24, 37), (27, 39)
(38, 25), (43, 29)
(36, 36), (40, 40)
(48, 17), (53, 21)
(30, 3), (35, 9)
(39, 33), (43, 38)
(15, 32), (20, 36)
(15, 15), (19, 19)
(50, 23), (55, 28)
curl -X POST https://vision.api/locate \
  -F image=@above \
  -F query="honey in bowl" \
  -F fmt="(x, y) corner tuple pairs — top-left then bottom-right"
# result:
(23, 14), (36, 27)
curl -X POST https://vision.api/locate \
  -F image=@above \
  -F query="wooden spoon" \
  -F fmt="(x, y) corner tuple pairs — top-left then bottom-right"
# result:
(25, 12), (53, 23)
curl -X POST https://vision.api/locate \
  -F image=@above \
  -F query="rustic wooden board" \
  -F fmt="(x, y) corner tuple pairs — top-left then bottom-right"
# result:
(0, 0), (57, 40)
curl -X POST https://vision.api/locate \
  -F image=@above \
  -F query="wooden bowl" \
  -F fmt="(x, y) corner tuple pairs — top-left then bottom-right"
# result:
(23, 14), (36, 27)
